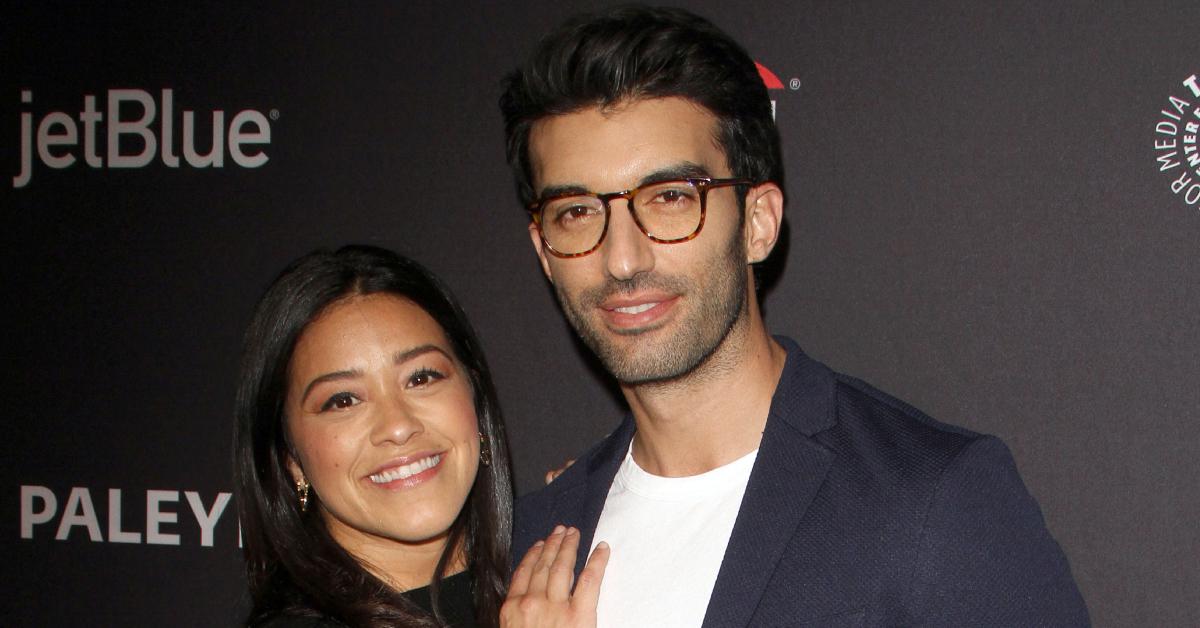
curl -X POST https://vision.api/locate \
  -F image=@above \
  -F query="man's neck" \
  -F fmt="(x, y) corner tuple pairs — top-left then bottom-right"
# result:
(620, 309), (786, 477)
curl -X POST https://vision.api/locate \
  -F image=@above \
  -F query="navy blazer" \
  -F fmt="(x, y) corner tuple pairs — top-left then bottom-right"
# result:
(513, 338), (1090, 627)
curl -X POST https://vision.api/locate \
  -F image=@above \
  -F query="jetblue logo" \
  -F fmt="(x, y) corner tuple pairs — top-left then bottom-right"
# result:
(13, 88), (274, 188)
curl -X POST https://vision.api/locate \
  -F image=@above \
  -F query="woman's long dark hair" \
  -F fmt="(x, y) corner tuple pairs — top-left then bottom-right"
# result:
(234, 245), (512, 627)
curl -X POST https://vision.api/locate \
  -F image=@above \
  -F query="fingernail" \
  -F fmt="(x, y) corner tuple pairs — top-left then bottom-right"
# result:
(552, 524), (565, 535)
(533, 540), (545, 548)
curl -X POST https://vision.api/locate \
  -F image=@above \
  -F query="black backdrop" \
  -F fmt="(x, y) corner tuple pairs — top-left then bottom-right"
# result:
(3, 2), (1197, 626)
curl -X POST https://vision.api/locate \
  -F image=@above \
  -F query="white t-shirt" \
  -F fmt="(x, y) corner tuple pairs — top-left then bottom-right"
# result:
(590, 445), (758, 628)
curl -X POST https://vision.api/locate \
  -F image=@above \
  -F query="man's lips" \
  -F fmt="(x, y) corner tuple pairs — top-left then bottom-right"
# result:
(600, 293), (678, 328)
(609, 302), (657, 315)
(366, 453), (444, 486)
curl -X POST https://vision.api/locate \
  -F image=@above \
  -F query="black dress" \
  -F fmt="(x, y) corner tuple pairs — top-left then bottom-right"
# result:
(258, 570), (478, 628)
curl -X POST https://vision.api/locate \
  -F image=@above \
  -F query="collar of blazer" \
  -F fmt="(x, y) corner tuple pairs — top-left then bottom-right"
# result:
(553, 336), (840, 623)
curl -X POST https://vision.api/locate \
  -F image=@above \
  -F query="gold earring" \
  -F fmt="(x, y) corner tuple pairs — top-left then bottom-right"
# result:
(295, 477), (310, 512)
(479, 433), (491, 467)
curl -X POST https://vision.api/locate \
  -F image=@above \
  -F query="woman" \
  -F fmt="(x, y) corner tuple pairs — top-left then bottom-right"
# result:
(233, 245), (512, 627)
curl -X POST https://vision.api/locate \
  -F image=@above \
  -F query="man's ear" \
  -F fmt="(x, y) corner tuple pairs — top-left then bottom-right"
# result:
(743, 182), (784, 264)
(528, 221), (555, 283)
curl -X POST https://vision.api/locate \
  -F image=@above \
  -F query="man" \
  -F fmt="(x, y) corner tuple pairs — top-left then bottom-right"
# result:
(499, 6), (1089, 626)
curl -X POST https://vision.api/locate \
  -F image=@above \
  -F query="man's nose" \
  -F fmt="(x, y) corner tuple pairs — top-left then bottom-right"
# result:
(601, 200), (655, 280)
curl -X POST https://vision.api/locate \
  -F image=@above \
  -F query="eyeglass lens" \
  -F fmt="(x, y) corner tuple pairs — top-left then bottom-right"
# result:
(539, 180), (704, 255)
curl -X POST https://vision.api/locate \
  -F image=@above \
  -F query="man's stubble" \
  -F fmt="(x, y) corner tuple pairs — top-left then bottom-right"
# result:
(553, 230), (749, 386)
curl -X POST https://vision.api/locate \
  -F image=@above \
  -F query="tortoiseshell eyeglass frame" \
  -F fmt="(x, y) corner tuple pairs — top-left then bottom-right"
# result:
(527, 177), (755, 258)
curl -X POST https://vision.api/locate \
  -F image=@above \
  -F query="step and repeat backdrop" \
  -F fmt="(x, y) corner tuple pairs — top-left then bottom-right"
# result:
(3, 2), (1197, 626)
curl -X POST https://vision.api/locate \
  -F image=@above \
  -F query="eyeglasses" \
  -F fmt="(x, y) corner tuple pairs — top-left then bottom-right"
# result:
(527, 177), (754, 258)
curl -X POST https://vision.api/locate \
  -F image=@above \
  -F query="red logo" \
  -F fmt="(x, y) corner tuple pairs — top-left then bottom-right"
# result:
(756, 62), (785, 90)
(755, 61), (788, 119)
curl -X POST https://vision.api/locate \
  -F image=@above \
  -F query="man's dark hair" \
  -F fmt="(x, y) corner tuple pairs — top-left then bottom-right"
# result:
(500, 5), (785, 208)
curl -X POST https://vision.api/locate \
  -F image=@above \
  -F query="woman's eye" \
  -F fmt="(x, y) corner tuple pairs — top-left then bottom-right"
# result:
(320, 392), (359, 412)
(408, 368), (446, 388)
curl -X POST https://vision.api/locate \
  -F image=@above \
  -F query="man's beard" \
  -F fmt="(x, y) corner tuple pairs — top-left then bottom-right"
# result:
(554, 235), (748, 385)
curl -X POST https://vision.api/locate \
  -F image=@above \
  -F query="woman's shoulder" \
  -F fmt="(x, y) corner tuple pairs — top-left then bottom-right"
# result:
(256, 614), (346, 628)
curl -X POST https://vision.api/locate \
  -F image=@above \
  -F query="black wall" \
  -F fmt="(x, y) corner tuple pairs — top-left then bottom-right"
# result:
(3, 2), (1197, 626)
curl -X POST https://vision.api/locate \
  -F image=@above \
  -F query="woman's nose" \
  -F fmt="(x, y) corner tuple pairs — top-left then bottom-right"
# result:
(369, 396), (424, 447)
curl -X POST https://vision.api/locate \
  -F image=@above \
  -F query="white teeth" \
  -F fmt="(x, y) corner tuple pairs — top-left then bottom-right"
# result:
(614, 302), (656, 314)
(369, 454), (441, 484)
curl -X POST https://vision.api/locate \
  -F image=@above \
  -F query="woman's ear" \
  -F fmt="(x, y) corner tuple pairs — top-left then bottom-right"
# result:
(286, 455), (305, 485)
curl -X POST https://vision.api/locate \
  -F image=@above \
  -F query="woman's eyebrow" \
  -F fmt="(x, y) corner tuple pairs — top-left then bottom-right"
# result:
(391, 344), (448, 365)
(299, 345), (451, 403)
(301, 368), (362, 404)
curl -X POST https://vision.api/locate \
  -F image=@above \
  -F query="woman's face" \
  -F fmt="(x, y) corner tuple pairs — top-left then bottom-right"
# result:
(285, 294), (480, 557)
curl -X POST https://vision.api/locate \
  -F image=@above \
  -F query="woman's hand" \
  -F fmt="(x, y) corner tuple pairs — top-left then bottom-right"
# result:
(544, 459), (576, 485)
(501, 525), (610, 628)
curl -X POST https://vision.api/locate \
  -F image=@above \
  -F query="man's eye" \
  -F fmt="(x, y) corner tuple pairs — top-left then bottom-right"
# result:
(408, 368), (446, 388)
(555, 204), (600, 224)
(651, 188), (697, 204)
(320, 392), (359, 412)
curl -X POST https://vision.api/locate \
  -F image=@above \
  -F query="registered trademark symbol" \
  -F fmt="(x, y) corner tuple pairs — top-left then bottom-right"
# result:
(269, 109), (280, 120)
(789, 78), (801, 91)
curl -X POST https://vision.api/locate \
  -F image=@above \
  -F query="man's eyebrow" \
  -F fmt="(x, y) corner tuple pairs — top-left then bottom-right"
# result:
(637, 162), (712, 187)
(537, 163), (714, 199)
(537, 183), (591, 199)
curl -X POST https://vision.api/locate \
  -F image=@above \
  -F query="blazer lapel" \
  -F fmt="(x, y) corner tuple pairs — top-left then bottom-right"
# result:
(552, 416), (635, 579)
(702, 340), (837, 627)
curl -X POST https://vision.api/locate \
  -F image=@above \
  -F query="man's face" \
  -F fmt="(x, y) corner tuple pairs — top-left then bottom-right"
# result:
(527, 97), (751, 384)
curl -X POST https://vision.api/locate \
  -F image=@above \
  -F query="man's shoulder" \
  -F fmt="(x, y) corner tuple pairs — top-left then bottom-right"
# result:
(825, 371), (988, 469)
(514, 417), (632, 532)
(513, 456), (581, 519)
(763, 353), (1024, 509)
(518, 427), (615, 502)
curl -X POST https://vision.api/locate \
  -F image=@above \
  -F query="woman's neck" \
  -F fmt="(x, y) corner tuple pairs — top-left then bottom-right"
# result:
(326, 519), (465, 591)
